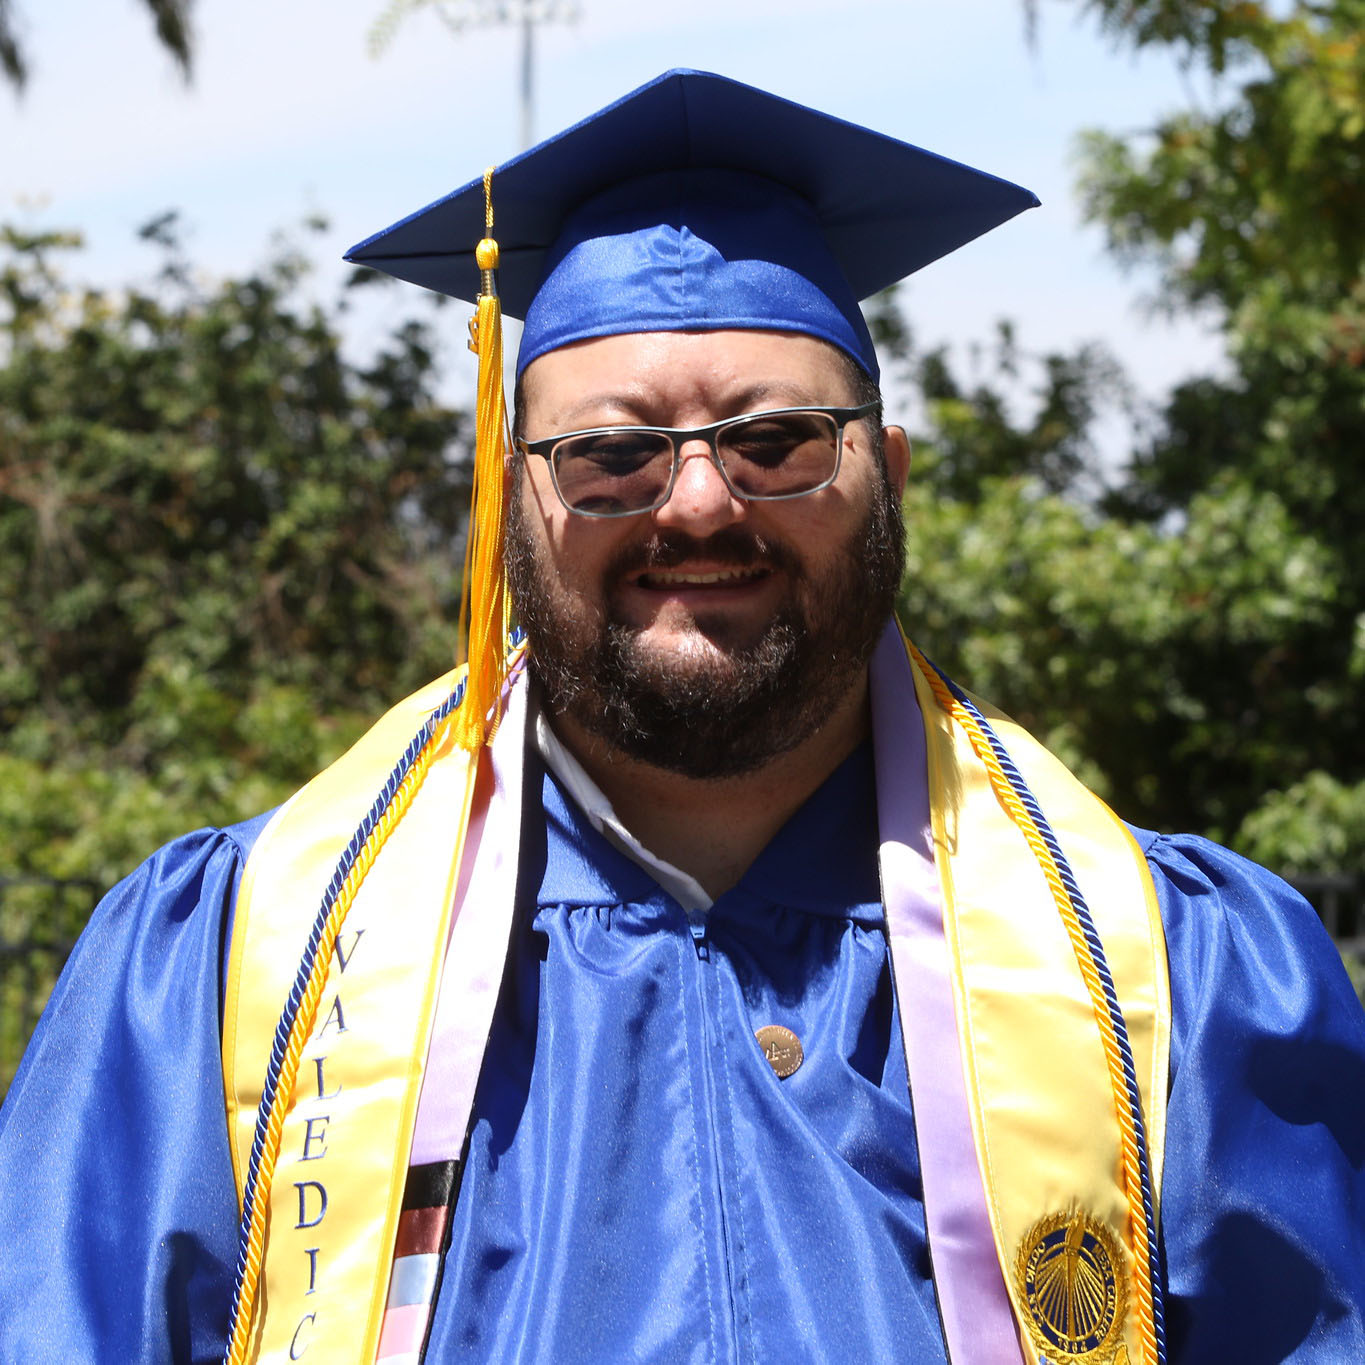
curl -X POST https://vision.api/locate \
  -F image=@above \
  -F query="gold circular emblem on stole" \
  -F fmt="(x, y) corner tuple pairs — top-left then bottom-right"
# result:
(754, 1025), (803, 1078)
(1016, 1209), (1128, 1363)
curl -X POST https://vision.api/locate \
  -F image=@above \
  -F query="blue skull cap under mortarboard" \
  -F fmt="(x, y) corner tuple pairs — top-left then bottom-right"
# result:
(345, 69), (1040, 383)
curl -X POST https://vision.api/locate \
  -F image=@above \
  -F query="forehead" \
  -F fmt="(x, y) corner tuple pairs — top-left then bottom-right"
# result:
(519, 328), (862, 431)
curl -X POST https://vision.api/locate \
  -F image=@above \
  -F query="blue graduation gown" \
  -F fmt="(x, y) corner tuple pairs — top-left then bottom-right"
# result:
(429, 745), (941, 1361)
(1, 755), (1363, 1362)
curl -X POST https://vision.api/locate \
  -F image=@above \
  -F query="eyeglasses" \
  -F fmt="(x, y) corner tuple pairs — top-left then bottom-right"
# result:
(516, 402), (880, 518)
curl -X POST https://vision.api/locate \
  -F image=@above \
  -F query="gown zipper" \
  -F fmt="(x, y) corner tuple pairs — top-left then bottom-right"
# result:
(689, 913), (748, 1364)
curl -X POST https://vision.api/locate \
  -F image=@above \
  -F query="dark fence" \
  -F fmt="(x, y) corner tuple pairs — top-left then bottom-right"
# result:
(1291, 873), (1364, 945)
(1291, 874), (1365, 996)
(1, 868), (1363, 1106)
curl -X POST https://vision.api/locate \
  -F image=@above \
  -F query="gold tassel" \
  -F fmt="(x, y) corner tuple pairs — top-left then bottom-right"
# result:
(453, 167), (511, 750)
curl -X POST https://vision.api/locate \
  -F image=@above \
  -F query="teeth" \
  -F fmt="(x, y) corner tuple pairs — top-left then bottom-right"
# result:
(642, 568), (761, 586)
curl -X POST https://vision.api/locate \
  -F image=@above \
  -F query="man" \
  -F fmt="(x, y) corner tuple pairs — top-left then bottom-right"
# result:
(2, 70), (1363, 1365)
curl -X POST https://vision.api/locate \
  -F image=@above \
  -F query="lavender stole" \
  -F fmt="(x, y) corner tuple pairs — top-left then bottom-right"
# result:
(870, 626), (1024, 1364)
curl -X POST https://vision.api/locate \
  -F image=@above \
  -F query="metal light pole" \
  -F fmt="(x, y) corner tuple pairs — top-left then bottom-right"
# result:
(425, 0), (579, 150)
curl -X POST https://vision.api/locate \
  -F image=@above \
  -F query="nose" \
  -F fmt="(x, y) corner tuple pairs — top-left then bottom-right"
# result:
(652, 439), (746, 535)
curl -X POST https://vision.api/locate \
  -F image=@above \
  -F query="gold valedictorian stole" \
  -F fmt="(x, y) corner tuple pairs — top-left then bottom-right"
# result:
(892, 630), (1170, 1365)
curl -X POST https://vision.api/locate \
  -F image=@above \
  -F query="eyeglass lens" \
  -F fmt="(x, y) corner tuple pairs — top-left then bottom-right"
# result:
(551, 411), (841, 516)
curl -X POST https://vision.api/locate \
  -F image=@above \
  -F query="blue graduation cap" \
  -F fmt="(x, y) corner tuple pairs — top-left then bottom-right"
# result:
(345, 69), (1038, 382)
(347, 70), (1040, 751)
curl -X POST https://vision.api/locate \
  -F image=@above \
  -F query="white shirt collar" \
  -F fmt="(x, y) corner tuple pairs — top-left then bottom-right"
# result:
(533, 701), (713, 915)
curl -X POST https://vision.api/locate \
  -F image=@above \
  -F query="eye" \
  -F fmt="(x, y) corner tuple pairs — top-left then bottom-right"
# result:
(724, 414), (831, 468)
(557, 430), (670, 474)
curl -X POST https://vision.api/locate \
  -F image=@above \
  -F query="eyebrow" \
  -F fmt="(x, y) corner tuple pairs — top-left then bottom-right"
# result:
(551, 381), (829, 430)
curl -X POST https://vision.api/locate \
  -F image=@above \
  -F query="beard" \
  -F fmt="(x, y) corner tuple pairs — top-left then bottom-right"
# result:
(505, 470), (906, 780)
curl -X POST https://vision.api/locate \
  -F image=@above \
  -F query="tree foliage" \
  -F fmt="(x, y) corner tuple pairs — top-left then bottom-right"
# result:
(1081, 1), (1365, 872)
(0, 218), (470, 888)
(905, 1), (1365, 897)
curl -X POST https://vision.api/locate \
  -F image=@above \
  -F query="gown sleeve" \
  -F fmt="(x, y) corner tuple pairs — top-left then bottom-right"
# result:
(0, 815), (271, 1365)
(1144, 831), (1365, 1362)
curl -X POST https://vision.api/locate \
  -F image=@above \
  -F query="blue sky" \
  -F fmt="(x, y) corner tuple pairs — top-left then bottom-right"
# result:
(4, 0), (1227, 442)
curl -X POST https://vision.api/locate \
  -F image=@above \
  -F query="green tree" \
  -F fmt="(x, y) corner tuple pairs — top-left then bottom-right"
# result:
(902, 0), (1365, 986)
(0, 215), (474, 1087)
(0, 216), (471, 889)
(1070, 1), (1365, 871)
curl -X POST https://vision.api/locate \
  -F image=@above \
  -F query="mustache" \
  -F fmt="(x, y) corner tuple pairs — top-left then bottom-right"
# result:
(605, 528), (804, 579)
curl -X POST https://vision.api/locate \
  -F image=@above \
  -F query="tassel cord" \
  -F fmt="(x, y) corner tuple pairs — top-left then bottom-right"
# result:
(454, 167), (511, 751)
(226, 161), (517, 1356)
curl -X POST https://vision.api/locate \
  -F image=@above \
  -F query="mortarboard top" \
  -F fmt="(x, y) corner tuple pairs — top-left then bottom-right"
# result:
(346, 69), (1039, 381)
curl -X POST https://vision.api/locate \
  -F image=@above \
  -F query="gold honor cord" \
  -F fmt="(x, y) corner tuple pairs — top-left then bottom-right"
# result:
(906, 638), (1161, 1365)
(222, 706), (459, 1365)
(455, 166), (513, 752)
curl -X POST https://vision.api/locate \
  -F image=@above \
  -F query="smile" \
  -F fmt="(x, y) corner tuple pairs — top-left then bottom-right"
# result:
(636, 567), (768, 588)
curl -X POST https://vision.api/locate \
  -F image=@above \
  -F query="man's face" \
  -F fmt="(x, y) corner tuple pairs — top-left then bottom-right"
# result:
(506, 328), (909, 778)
